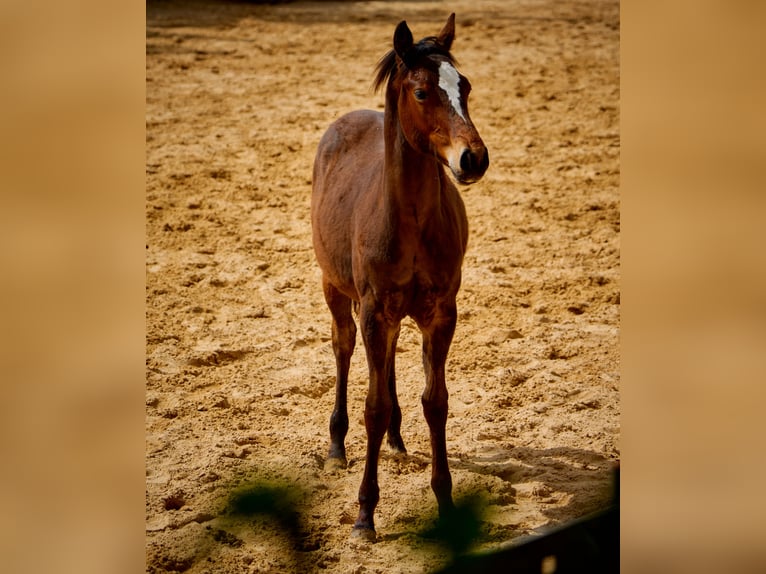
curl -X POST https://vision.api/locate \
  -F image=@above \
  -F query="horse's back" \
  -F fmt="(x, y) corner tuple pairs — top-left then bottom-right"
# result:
(313, 109), (384, 194)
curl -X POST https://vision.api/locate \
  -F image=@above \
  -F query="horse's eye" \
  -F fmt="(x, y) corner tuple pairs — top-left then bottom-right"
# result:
(414, 89), (427, 101)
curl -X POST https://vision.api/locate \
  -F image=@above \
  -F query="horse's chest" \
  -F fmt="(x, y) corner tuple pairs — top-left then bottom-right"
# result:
(370, 240), (462, 322)
(373, 231), (460, 281)
(356, 211), (464, 318)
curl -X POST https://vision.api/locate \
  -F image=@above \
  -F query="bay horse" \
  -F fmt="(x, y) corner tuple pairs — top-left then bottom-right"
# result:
(311, 13), (489, 541)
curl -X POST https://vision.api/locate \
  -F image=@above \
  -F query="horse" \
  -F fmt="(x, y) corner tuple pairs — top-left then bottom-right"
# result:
(311, 13), (489, 541)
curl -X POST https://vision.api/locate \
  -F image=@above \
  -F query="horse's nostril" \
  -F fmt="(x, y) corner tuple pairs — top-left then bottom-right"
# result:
(460, 149), (474, 173)
(460, 148), (489, 176)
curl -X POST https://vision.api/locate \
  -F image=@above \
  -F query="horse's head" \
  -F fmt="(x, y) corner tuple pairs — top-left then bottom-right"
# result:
(374, 13), (489, 185)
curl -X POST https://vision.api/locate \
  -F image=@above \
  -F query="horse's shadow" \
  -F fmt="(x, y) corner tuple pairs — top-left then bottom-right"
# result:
(378, 443), (616, 539)
(453, 445), (616, 521)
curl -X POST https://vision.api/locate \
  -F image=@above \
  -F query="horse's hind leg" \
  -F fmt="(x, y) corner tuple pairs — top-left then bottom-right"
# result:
(386, 325), (406, 454)
(323, 279), (356, 471)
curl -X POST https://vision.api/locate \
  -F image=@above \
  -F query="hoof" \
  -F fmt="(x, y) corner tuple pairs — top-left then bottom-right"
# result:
(324, 457), (347, 473)
(350, 526), (377, 543)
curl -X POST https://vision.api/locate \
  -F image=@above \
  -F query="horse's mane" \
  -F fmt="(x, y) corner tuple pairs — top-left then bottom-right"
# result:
(372, 36), (456, 93)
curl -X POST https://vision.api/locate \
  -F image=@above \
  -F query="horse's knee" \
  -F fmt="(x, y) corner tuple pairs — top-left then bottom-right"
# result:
(333, 338), (354, 361)
(421, 393), (449, 427)
(332, 321), (356, 355)
(362, 398), (393, 447)
(364, 399), (392, 426)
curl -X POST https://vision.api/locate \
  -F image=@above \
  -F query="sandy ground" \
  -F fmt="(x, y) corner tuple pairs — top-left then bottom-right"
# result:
(146, 0), (620, 572)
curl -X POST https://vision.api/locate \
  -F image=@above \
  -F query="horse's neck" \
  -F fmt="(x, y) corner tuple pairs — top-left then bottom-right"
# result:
(382, 109), (443, 223)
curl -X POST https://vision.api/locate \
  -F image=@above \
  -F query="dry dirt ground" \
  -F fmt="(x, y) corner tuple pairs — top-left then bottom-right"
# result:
(146, 1), (620, 572)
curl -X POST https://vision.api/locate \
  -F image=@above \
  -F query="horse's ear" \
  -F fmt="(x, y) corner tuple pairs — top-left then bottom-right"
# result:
(437, 13), (456, 51)
(393, 20), (413, 61)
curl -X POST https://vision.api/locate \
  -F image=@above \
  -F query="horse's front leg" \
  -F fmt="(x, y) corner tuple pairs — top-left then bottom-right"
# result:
(419, 303), (457, 518)
(353, 295), (399, 541)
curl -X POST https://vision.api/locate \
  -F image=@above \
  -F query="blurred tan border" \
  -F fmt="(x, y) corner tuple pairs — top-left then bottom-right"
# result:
(0, 0), (145, 573)
(622, 1), (766, 572)
(1, 1), (765, 573)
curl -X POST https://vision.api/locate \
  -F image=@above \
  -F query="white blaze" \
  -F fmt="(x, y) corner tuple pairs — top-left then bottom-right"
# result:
(438, 61), (466, 121)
